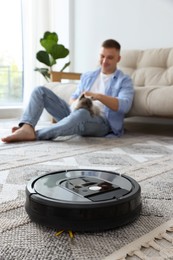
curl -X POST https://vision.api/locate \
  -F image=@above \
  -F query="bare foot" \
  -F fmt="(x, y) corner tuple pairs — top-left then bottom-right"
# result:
(1, 124), (36, 143)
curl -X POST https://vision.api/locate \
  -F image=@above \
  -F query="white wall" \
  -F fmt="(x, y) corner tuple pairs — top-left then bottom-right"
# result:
(72, 0), (173, 73)
(49, 0), (71, 72)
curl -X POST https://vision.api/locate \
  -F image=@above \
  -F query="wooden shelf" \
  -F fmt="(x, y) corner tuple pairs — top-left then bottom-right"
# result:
(51, 71), (81, 82)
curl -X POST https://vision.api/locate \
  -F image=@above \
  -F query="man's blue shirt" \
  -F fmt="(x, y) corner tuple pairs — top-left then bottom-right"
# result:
(71, 68), (134, 136)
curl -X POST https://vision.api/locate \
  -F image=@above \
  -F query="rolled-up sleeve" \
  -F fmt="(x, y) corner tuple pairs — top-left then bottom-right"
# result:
(118, 77), (134, 114)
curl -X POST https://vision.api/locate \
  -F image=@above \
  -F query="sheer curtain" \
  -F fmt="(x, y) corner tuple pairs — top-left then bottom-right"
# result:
(22, 0), (71, 106)
(22, 0), (51, 105)
(0, 0), (23, 107)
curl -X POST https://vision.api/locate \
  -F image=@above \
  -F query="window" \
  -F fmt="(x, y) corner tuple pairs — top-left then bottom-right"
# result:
(0, 0), (23, 107)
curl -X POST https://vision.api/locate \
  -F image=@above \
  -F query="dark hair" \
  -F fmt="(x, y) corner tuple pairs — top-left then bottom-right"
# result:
(102, 39), (121, 50)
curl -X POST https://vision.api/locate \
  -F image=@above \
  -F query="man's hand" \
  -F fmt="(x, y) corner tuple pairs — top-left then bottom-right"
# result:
(84, 92), (119, 111)
(84, 91), (97, 100)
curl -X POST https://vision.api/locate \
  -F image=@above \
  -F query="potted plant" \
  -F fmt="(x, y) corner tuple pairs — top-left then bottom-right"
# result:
(35, 31), (70, 81)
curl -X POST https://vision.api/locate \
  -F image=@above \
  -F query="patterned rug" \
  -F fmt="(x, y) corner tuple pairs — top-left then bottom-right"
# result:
(0, 121), (173, 260)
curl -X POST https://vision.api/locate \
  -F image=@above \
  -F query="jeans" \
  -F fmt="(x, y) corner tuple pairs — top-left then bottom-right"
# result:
(20, 86), (111, 140)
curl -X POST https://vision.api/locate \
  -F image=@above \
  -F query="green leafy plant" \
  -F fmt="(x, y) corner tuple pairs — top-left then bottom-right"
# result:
(35, 31), (70, 81)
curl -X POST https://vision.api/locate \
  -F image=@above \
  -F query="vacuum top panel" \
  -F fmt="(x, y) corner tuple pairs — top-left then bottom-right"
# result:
(33, 170), (132, 202)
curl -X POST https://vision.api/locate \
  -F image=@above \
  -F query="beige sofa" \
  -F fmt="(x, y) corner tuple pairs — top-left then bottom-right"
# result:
(46, 47), (173, 119)
(119, 47), (173, 118)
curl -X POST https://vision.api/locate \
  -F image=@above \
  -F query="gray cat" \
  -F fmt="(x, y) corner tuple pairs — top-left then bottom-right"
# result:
(74, 94), (101, 117)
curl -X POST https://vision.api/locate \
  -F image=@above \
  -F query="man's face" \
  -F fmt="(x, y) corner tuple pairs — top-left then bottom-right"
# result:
(99, 47), (121, 74)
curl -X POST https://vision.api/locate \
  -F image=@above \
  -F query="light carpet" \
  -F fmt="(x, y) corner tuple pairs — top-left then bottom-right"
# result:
(0, 121), (173, 260)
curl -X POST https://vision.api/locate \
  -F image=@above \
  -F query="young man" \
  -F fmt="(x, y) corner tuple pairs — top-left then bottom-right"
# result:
(1, 39), (134, 143)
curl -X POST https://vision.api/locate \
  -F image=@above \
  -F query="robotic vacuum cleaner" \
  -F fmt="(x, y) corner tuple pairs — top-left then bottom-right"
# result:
(25, 169), (141, 232)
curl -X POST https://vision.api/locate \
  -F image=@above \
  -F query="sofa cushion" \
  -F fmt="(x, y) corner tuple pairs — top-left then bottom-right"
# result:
(45, 82), (77, 103)
(118, 48), (173, 117)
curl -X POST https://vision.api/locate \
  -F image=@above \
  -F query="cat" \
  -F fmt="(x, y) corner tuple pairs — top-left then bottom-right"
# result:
(73, 93), (101, 117)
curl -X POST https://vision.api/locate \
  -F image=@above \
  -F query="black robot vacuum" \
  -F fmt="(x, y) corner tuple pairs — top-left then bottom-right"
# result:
(25, 169), (141, 232)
